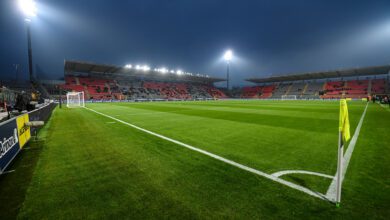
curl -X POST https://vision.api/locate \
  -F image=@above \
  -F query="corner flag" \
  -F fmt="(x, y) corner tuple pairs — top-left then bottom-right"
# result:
(339, 99), (351, 143)
(336, 99), (351, 206)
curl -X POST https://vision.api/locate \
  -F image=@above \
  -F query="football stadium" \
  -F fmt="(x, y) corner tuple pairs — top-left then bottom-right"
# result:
(1, 0), (390, 219)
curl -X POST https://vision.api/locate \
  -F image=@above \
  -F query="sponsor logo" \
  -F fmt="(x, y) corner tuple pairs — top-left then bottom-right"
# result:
(19, 123), (29, 136)
(16, 114), (31, 148)
(0, 129), (19, 159)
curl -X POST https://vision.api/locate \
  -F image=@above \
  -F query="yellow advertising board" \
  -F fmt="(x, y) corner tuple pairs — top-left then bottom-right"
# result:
(16, 114), (31, 148)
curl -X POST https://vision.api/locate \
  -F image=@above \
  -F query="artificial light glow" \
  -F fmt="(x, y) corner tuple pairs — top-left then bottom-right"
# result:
(159, 67), (168, 73)
(223, 50), (233, 61)
(135, 65), (141, 70)
(125, 64), (132, 68)
(19, 0), (37, 18)
(142, 65), (150, 71)
(170, 70), (175, 73)
(176, 70), (183, 75)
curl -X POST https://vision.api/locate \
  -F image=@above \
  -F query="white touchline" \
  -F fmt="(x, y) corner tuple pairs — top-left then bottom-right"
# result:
(84, 106), (328, 201)
(272, 170), (333, 179)
(325, 103), (369, 201)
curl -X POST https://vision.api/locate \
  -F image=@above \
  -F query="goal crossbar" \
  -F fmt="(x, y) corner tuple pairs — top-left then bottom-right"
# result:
(66, 91), (85, 108)
(281, 95), (297, 100)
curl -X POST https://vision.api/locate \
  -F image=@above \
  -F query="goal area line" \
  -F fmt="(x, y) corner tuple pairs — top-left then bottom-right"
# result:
(83, 106), (330, 201)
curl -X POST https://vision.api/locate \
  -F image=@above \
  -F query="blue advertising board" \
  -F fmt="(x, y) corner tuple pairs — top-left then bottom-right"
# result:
(0, 103), (56, 174)
(0, 118), (20, 173)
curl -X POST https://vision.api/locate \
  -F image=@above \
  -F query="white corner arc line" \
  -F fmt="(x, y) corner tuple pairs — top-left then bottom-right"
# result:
(272, 170), (333, 179)
(325, 103), (369, 201)
(84, 107), (328, 201)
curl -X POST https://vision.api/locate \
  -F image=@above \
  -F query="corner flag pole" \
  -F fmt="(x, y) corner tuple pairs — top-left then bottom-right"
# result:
(336, 131), (343, 206)
(336, 99), (351, 207)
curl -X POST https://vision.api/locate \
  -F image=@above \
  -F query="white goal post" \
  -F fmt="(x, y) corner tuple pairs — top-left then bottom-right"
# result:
(281, 95), (297, 100)
(66, 91), (85, 108)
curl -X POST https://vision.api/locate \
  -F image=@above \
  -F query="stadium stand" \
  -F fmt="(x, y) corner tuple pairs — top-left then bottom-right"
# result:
(321, 80), (369, 99)
(322, 81), (345, 99)
(59, 75), (226, 101)
(240, 85), (275, 98)
(241, 86), (262, 98)
(0, 80), (32, 94)
(37, 62), (390, 100)
(300, 82), (323, 99)
(53, 60), (228, 101)
(286, 82), (306, 96)
(272, 83), (292, 98)
(344, 80), (369, 98)
(238, 79), (388, 100)
(371, 79), (386, 94)
(246, 65), (390, 99)
(259, 85), (275, 98)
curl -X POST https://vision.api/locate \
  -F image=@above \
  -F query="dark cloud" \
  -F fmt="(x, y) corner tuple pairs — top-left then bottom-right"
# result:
(1, 0), (390, 86)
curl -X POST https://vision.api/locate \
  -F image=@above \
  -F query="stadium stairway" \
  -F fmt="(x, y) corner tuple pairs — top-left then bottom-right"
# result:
(301, 83), (308, 97)
(367, 79), (372, 96)
(285, 84), (293, 95)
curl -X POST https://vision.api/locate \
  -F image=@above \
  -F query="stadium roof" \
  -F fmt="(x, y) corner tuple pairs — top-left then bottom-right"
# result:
(246, 64), (390, 83)
(64, 60), (225, 83)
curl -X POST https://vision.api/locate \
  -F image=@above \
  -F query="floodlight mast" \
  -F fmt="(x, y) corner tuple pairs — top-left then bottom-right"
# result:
(26, 21), (33, 83)
(19, 0), (37, 83)
(223, 50), (233, 90)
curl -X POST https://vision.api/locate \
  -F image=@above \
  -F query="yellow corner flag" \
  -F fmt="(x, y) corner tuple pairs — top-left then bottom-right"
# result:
(339, 99), (351, 142)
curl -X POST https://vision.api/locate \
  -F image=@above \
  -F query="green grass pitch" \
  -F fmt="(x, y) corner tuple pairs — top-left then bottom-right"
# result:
(1, 100), (389, 219)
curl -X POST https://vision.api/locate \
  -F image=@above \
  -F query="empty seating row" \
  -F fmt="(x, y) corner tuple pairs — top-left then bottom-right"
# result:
(371, 79), (386, 94)
(60, 76), (226, 100)
(240, 85), (275, 98)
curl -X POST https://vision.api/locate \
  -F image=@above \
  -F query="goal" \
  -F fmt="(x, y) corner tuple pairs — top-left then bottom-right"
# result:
(66, 92), (85, 108)
(281, 95), (297, 100)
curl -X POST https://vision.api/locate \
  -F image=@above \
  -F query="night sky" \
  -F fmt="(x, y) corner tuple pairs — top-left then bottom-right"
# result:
(1, 0), (390, 86)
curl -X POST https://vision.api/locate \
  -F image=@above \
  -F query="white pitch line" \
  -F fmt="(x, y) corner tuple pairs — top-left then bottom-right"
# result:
(84, 106), (328, 201)
(272, 170), (333, 179)
(325, 103), (369, 201)
(378, 103), (390, 112)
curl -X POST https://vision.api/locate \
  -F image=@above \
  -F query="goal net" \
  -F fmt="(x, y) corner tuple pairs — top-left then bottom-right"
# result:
(66, 92), (85, 108)
(281, 95), (297, 100)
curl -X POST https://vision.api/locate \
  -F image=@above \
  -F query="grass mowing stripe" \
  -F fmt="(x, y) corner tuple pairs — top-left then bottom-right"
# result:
(118, 104), (338, 133)
(84, 106), (329, 201)
(89, 101), (365, 176)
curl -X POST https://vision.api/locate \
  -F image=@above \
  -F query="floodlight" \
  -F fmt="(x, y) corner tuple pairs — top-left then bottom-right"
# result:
(19, 0), (37, 18)
(176, 70), (183, 75)
(142, 65), (150, 71)
(223, 49), (233, 90)
(223, 50), (233, 61)
(135, 65), (141, 70)
(160, 67), (168, 73)
(125, 64), (132, 68)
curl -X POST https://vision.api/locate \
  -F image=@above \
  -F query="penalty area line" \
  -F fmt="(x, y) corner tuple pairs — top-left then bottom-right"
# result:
(84, 106), (328, 201)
